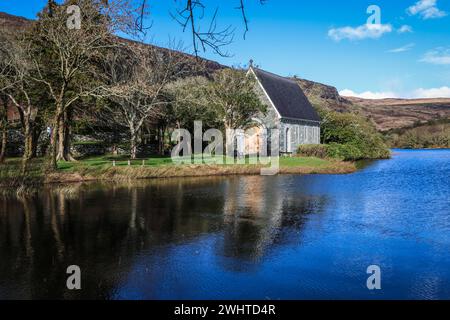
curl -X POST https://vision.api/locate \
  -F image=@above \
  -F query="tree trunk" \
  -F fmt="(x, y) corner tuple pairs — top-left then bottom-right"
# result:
(23, 119), (34, 161)
(158, 125), (165, 156)
(31, 126), (42, 158)
(0, 95), (7, 163)
(56, 109), (76, 161)
(15, 105), (35, 162)
(49, 101), (63, 170)
(62, 108), (76, 161)
(0, 128), (6, 164)
(56, 112), (65, 161)
(20, 119), (34, 175)
(130, 130), (137, 159)
(50, 124), (58, 170)
(56, 108), (76, 162)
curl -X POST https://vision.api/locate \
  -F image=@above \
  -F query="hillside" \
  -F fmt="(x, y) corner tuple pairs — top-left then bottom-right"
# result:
(344, 97), (450, 132)
(0, 12), (29, 30)
(0, 11), (224, 122)
(386, 119), (450, 149)
(0, 11), (224, 74)
(293, 77), (450, 132)
(1, 11), (450, 133)
(293, 78), (354, 112)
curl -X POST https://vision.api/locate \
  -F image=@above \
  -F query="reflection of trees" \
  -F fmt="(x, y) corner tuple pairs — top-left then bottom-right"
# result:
(218, 176), (329, 270)
(221, 176), (283, 264)
(0, 178), (226, 299)
(0, 176), (329, 299)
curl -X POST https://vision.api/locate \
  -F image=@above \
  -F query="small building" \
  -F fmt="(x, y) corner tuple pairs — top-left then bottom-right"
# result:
(243, 65), (321, 155)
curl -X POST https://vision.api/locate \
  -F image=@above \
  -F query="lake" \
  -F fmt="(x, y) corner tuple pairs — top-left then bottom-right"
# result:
(0, 149), (449, 300)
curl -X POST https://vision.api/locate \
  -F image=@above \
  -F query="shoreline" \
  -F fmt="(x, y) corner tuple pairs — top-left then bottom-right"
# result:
(391, 147), (450, 150)
(1, 160), (357, 188)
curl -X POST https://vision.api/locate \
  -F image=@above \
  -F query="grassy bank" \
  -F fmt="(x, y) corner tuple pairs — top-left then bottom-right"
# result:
(384, 120), (450, 149)
(0, 155), (356, 188)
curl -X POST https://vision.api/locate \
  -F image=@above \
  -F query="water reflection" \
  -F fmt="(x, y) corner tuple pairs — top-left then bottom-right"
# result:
(220, 176), (327, 266)
(0, 176), (328, 299)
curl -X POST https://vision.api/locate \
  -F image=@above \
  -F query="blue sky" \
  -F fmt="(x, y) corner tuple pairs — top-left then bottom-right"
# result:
(1, 0), (450, 98)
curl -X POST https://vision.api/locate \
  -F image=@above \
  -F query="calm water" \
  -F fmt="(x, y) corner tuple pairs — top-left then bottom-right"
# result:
(0, 149), (449, 300)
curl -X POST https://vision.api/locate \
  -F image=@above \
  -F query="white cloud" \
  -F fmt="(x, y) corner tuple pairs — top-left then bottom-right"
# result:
(398, 25), (413, 33)
(339, 89), (398, 99)
(388, 43), (415, 53)
(411, 86), (450, 98)
(340, 87), (450, 99)
(328, 23), (392, 41)
(420, 47), (450, 65)
(407, 0), (447, 19)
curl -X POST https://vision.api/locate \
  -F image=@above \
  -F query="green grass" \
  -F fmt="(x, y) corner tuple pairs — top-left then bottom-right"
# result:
(2, 155), (342, 171)
(278, 156), (330, 167)
(72, 140), (105, 146)
(58, 155), (331, 170)
(2, 155), (341, 171)
(0, 154), (354, 188)
(58, 155), (174, 172)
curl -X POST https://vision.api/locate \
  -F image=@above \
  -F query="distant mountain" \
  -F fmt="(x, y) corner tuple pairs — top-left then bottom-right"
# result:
(293, 77), (353, 112)
(0, 11), (30, 30)
(0, 11), (225, 74)
(292, 76), (450, 132)
(343, 97), (450, 132)
(1, 11), (449, 132)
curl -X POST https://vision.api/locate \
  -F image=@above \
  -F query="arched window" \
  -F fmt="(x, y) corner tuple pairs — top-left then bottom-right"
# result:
(286, 127), (291, 153)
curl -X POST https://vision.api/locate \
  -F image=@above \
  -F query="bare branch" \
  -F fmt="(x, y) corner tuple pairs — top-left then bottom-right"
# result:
(170, 0), (267, 57)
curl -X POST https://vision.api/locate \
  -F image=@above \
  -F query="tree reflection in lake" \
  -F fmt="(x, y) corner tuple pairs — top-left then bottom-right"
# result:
(219, 176), (327, 269)
(3, 150), (449, 299)
(0, 176), (328, 299)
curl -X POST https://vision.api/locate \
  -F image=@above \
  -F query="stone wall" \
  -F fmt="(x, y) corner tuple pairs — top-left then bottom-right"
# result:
(280, 119), (321, 154)
(4, 130), (159, 158)
(5, 129), (24, 157)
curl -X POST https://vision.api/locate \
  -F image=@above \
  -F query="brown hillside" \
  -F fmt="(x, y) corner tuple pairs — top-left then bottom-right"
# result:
(344, 97), (450, 132)
(294, 76), (450, 132)
(0, 12), (30, 29)
(1, 11), (449, 132)
(0, 11), (224, 121)
(0, 11), (224, 72)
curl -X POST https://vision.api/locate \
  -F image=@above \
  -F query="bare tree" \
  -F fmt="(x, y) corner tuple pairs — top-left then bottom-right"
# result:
(3, 39), (37, 162)
(0, 39), (9, 164)
(96, 0), (266, 56)
(0, 32), (12, 164)
(0, 33), (39, 163)
(32, 0), (147, 169)
(0, 94), (8, 163)
(171, 0), (267, 57)
(99, 43), (191, 159)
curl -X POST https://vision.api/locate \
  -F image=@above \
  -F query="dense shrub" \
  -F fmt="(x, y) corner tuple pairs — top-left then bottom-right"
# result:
(71, 141), (107, 157)
(308, 108), (391, 160)
(297, 144), (329, 158)
(386, 122), (450, 149)
(326, 143), (364, 161)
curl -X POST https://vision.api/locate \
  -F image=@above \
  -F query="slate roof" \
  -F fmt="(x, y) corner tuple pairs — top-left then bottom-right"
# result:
(252, 67), (321, 122)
